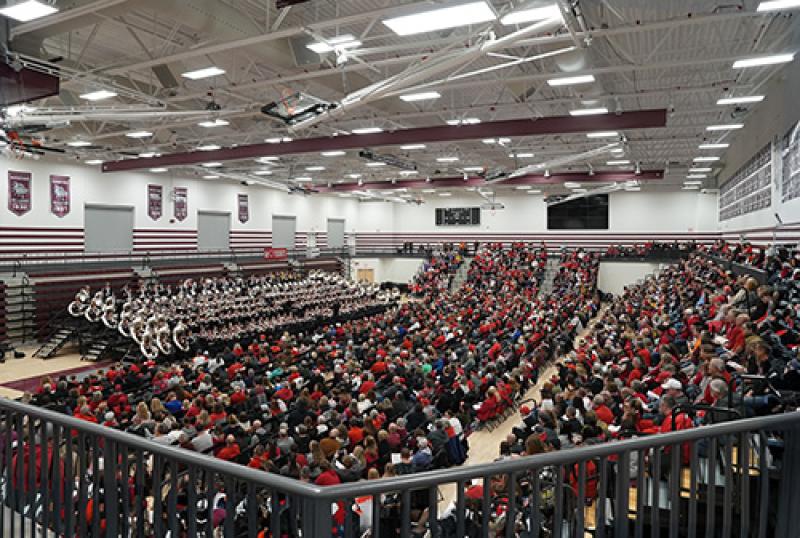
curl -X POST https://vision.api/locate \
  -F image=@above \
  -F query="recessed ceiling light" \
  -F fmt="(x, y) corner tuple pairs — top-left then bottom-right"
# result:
(606, 160), (630, 165)
(564, 182), (582, 188)
(400, 91), (442, 102)
(253, 170), (273, 176)
(126, 131), (152, 139)
(202, 162), (223, 168)
(348, 174), (362, 179)
(515, 185), (532, 190)
(437, 157), (459, 162)
(181, 66), (226, 80)
(706, 124), (744, 131)
(79, 90), (117, 101)
(699, 143), (730, 149)
(732, 53), (794, 69)
(67, 140), (92, 147)
(716, 95), (764, 105)
(85, 159), (103, 165)
(0, 0), (58, 22)
(197, 144), (221, 151)
(422, 189), (436, 193)
(682, 185), (700, 190)
(265, 137), (282, 144)
(399, 170), (418, 176)
(255, 156), (279, 163)
(573, 188), (588, 193)
(438, 192), (453, 197)
(139, 152), (157, 158)
(293, 177), (313, 182)
(687, 174), (707, 179)
(322, 150), (346, 157)
(547, 74), (595, 86)
(306, 166), (325, 171)
(307, 34), (362, 54)
(352, 127), (383, 134)
(482, 138), (497, 144)
(527, 189), (542, 194)
(625, 186), (641, 192)
(689, 167), (713, 173)
(510, 152), (535, 158)
(198, 119), (229, 128)
(366, 162), (387, 167)
(401, 144), (426, 150)
(685, 180), (704, 185)
(462, 166), (484, 172)
(569, 107), (608, 116)
(202, 175), (219, 179)
(757, 0), (800, 11)
(586, 131), (618, 138)
(382, 1), (496, 36)
(501, 4), (562, 25)
(446, 118), (481, 125)
(694, 156), (721, 162)
(150, 168), (167, 173)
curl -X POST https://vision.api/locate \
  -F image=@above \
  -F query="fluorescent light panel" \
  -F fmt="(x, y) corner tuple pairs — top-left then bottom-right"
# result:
(197, 144), (221, 151)
(547, 74), (595, 86)
(366, 162), (387, 167)
(606, 160), (630, 165)
(399, 91), (441, 102)
(706, 124), (743, 131)
(202, 162), (223, 168)
(202, 175), (219, 179)
(253, 170), (273, 176)
(500, 4), (562, 25)
(321, 151), (346, 157)
(382, 1), (497, 36)
(79, 90), (117, 101)
(85, 159), (103, 165)
(437, 157), (459, 162)
(438, 192), (453, 197)
(694, 156), (721, 161)
(699, 143), (730, 149)
(150, 168), (167, 173)
(181, 66), (226, 80)
(569, 107), (608, 116)
(716, 95), (764, 105)
(198, 119), (229, 128)
(462, 166), (484, 171)
(401, 144), (426, 150)
(67, 141), (92, 147)
(689, 167), (713, 172)
(0, 0), (58, 22)
(294, 177), (312, 182)
(306, 166), (325, 171)
(352, 127), (383, 134)
(687, 175), (707, 179)
(126, 131), (152, 138)
(757, 0), (800, 11)
(307, 34), (361, 54)
(732, 53), (794, 69)
(587, 131), (618, 138)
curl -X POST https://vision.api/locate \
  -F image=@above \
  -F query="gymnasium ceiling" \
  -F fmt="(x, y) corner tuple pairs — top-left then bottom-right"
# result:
(5, 0), (800, 199)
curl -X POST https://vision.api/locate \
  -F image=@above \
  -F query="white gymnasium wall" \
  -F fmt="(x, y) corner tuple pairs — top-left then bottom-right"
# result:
(718, 58), (800, 241)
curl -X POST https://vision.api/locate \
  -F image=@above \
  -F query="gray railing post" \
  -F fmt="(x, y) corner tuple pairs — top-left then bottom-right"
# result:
(776, 424), (800, 537)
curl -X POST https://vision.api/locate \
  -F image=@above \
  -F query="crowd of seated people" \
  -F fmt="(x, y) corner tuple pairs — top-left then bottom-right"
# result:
(68, 271), (392, 360)
(22, 243), (600, 536)
(465, 251), (800, 535)
(409, 243), (469, 295)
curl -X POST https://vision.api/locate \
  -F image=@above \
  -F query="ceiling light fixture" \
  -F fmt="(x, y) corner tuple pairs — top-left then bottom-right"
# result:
(422, 189), (436, 193)
(586, 131), (618, 138)
(606, 160), (630, 165)
(437, 157), (459, 162)
(202, 162), (223, 168)
(306, 166), (325, 171)
(126, 131), (153, 139)
(757, 0), (800, 10)
(294, 177), (313, 182)
(462, 166), (484, 171)
(732, 53), (794, 69)
(716, 95), (765, 105)
(399, 170), (418, 176)
(307, 34), (362, 54)
(694, 156), (721, 162)
(79, 90), (117, 101)
(253, 170), (273, 176)
(399, 91), (442, 102)
(706, 124), (744, 131)
(85, 159), (103, 165)
(569, 107), (609, 116)
(547, 74), (595, 86)
(198, 119), (229, 128)
(500, 3), (562, 25)
(382, 1), (497, 36)
(181, 66), (226, 80)
(202, 175), (219, 179)
(690, 167), (713, 173)
(699, 143), (730, 149)
(150, 168), (168, 173)
(255, 156), (279, 163)
(197, 144), (221, 151)
(685, 180), (704, 185)
(0, 0), (58, 22)
(348, 174), (362, 179)
(366, 162), (387, 167)
(401, 144), (426, 150)
(321, 150), (346, 157)
(687, 174), (708, 179)
(67, 140), (92, 147)
(515, 185), (532, 190)
(446, 118), (481, 125)
(352, 127), (383, 134)
(438, 192), (453, 197)
(527, 189), (542, 194)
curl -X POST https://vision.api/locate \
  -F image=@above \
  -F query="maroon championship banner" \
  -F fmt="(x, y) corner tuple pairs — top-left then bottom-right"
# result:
(238, 193), (249, 223)
(173, 186), (187, 221)
(8, 170), (32, 216)
(148, 184), (163, 220)
(50, 175), (70, 217)
(264, 247), (288, 260)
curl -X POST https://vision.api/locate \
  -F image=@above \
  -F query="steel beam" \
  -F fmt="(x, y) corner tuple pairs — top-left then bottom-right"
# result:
(102, 109), (667, 172)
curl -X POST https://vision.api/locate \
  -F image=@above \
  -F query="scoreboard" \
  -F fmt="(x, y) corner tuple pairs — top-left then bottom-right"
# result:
(435, 207), (481, 226)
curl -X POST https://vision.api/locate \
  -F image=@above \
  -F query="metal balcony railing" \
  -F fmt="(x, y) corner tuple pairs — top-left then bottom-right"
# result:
(0, 397), (799, 537)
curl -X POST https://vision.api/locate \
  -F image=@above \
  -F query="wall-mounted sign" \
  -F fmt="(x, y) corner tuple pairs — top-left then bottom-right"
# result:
(238, 193), (249, 223)
(174, 187), (188, 221)
(264, 247), (288, 260)
(50, 175), (70, 217)
(148, 184), (163, 220)
(8, 170), (31, 216)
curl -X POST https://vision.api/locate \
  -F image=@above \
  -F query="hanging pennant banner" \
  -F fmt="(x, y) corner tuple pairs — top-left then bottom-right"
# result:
(8, 170), (32, 216)
(238, 193), (249, 223)
(148, 184), (163, 220)
(174, 186), (188, 221)
(50, 175), (70, 217)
